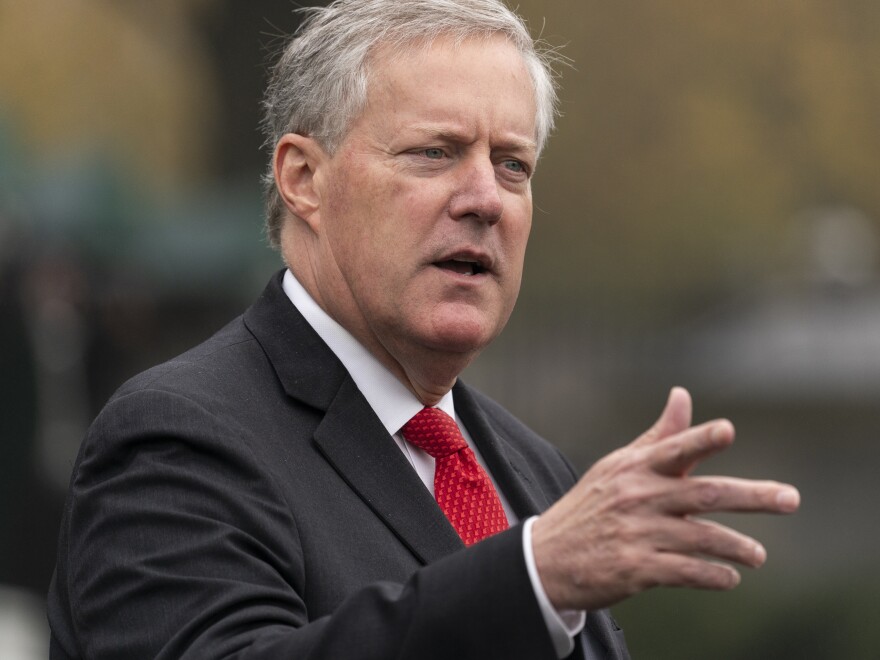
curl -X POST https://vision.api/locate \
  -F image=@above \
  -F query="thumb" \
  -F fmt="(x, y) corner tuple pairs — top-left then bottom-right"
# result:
(636, 387), (692, 445)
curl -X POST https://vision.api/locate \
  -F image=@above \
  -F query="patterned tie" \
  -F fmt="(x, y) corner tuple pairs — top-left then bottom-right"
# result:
(401, 407), (509, 545)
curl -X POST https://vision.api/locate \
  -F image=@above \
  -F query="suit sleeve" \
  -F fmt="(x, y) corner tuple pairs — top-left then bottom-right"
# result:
(48, 388), (558, 660)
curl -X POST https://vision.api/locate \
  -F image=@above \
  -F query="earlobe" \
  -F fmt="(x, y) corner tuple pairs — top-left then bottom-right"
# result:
(273, 134), (325, 230)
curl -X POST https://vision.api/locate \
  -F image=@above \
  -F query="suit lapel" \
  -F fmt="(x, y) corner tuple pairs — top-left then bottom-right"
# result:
(244, 272), (463, 564)
(453, 382), (551, 520)
(313, 377), (464, 564)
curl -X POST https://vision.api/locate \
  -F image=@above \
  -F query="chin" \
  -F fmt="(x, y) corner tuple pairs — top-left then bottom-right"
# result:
(424, 314), (502, 356)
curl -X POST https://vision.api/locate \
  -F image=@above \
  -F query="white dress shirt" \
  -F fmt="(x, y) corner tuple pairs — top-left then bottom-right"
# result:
(282, 269), (584, 658)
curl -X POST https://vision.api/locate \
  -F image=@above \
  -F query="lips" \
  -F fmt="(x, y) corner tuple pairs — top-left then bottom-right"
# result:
(435, 258), (486, 276)
(432, 249), (492, 276)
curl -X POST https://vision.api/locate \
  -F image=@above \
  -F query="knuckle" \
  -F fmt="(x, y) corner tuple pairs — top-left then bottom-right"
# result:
(694, 530), (715, 555)
(667, 440), (687, 465)
(696, 482), (721, 509)
(615, 550), (637, 581)
(616, 445), (648, 471)
(617, 517), (645, 545)
(615, 483), (653, 513)
(593, 446), (640, 477)
(616, 547), (649, 591)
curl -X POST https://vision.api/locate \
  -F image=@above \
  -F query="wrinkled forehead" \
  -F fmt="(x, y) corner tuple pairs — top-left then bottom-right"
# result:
(362, 33), (538, 121)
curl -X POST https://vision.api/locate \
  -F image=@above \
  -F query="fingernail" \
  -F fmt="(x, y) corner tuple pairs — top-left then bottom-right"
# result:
(776, 488), (800, 511)
(753, 543), (767, 567)
(728, 569), (741, 588)
(710, 421), (732, 443)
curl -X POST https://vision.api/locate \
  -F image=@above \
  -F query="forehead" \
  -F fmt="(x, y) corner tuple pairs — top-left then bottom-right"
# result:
(355, 34), (538, 146)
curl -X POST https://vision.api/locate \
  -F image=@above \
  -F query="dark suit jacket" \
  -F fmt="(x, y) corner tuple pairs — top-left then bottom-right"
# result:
(48, 272), (630, 659)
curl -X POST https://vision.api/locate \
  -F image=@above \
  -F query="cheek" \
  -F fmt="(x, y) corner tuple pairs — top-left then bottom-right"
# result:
(504, 210), (532, 269)
(324, 175), (385, 259)
(366, 185), (445, 262)
(324, 199), (408, 299)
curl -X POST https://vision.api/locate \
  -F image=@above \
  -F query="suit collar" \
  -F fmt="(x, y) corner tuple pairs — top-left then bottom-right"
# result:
(281, 268), (439, 437)
(243, 270), (349, 411)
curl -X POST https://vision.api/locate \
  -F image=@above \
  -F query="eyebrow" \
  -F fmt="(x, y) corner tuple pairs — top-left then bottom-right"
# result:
(406, 123), (538, 154)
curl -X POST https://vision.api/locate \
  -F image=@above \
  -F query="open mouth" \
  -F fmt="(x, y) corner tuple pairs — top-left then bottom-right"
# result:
(434, 259), (487, 276)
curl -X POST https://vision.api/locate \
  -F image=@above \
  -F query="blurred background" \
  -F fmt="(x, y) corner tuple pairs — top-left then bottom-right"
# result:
(1, 0), (878, 657)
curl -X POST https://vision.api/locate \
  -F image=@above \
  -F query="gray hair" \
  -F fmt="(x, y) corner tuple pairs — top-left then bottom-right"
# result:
(261, 0), (561, 248)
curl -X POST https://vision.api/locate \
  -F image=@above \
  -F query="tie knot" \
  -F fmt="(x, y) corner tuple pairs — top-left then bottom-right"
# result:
(401, 407), (468, 458)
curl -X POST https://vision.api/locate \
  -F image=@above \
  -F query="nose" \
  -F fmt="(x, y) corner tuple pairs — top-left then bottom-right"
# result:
(448, 157), (503, 225)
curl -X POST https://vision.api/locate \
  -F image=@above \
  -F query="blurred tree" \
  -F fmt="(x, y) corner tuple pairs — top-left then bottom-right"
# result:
(0, 0), (221, 191)
(513, 0), (880, 320)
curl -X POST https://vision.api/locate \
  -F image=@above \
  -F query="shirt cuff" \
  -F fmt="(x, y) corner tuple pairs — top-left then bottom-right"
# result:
(522, 516), (586, 658)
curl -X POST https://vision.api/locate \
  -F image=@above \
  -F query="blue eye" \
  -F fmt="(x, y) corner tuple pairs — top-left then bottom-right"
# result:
(424, 148), (445, 159)
(503, 160), (525, 173)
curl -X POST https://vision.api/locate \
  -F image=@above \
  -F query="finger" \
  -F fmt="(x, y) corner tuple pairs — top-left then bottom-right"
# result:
(662, 477), (801, 516)
(650, 419), (734, 476)
(653, 517), (767, 568)
(646, 553), (742, 591)
(634, 387), (692, 447)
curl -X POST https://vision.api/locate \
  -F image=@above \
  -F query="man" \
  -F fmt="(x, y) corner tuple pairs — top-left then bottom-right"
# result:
(48, 1), (800, 658)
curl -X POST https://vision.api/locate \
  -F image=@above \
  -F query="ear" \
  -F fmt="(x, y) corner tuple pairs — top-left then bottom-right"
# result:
(273, 133), (327, 231)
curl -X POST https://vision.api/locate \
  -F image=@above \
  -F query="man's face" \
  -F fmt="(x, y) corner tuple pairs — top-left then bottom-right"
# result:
(309, 35), (537, 382)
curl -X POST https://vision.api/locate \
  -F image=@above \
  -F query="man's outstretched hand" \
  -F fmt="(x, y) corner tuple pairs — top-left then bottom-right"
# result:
(532, 387), (800, 611)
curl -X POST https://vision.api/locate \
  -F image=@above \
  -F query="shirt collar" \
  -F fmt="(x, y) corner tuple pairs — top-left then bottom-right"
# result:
(282, 269), (456, 435)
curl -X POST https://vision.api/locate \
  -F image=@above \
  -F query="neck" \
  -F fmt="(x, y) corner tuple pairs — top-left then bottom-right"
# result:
(392, 345), (477, 406)
(343, 318), (477, 407)
(284, 239), (477, 407)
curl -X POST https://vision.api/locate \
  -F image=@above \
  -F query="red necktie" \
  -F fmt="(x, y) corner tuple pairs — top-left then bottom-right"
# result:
(401, 407), (509, 545)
